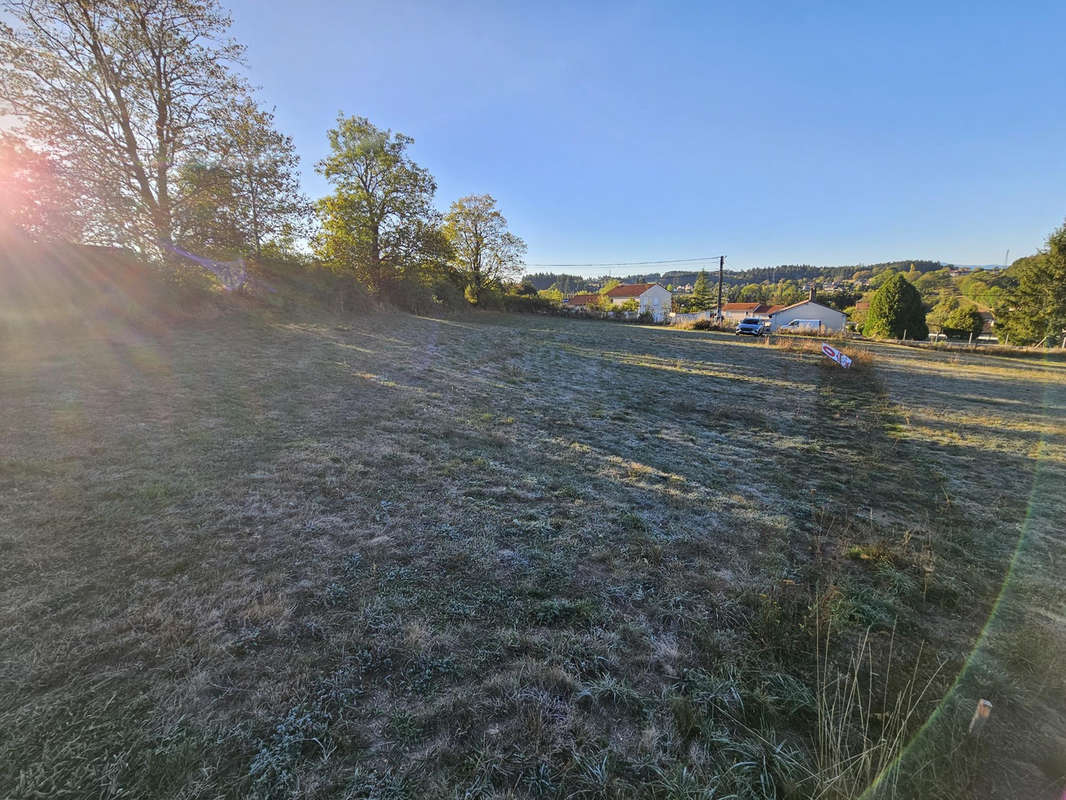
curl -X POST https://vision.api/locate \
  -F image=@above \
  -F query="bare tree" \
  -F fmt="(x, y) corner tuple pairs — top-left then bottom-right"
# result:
(0, 0), (247, 253)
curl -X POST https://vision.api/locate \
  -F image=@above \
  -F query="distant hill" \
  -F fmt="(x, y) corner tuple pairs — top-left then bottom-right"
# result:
(524, 260), (949, 293)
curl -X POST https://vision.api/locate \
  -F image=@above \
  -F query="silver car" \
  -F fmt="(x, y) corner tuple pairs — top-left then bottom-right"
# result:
(735, 317), (766, 336)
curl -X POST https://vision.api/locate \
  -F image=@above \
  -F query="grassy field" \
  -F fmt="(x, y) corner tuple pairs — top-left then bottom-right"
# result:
(2, 296), (1065, 798)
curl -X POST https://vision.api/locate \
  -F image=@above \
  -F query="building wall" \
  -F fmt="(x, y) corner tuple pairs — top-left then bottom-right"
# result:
(769, 302), (846, 332)
(609, 285), (672, 321)
(638, 285), (672, 321)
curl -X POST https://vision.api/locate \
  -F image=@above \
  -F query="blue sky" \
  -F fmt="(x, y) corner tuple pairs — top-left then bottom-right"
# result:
(227, 0), (1066, 273)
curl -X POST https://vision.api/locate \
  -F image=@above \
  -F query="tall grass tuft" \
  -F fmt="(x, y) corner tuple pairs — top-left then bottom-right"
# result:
(814, 621), (945, 799)
(770, 336), (876, 373)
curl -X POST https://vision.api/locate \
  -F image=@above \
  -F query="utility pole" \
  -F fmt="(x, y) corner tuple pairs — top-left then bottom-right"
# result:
(716, 255), (725, 321)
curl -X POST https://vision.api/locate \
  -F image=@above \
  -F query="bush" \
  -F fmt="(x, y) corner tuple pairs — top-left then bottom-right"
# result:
(385, 276), (468, 314)
(863, 274), (928, 340)
(499, 293), (558, 314)
(941, 306), (983, 340)
(680, 318), (731, 332)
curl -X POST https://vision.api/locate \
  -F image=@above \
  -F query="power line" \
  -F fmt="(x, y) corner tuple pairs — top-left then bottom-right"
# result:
(522, 255), (725, 268)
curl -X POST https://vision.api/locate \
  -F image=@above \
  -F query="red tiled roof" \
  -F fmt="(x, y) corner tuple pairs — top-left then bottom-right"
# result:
(766, 304), (786, 313)
(605, 282), (658, 298)
(721, 302), (771, 313)
(566, 293), (600, 306)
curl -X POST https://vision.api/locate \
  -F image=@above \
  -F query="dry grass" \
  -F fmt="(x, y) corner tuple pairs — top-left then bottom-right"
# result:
(1, 279), (1065, 798)
(814, 624), (945, 800)
(768, 336), (876, 372)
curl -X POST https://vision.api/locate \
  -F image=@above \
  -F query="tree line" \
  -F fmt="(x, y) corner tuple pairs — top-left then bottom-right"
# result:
(526, 260), (948, 295)
(0, 0), (526, 311)
(856, 222), (1066, 345)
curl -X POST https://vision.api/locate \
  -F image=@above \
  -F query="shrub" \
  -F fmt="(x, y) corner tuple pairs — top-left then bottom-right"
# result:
(863, 274), (928, 340)
(500, 293), (558, 314)
(941, 306), (983, 340)
(385, 276), (468, 314)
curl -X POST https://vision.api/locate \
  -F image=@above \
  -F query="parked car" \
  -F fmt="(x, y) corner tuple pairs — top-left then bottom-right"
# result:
(735, 317), (766, 336)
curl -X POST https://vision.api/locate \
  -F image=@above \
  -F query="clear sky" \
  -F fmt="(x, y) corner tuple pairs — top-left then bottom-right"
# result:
(226, 0), (1066, 273)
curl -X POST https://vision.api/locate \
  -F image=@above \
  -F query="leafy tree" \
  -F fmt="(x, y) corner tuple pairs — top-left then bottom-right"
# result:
(770, 281), (805, 306)
(599, 279), (621, 295)
(0, 0), (248, 251)
(868, 269), (898, 289)
(315, 115), (438, 294)
(442, 194), (526, 304)
(515, 280), (538, 296)
(0, 133), (77, 240)
(736, 283), (765, 303)
(691, 270), (714, 310)
(927, 295), (961, 332)
(942, 306), (984, 340)
(166, 101), (309, 261)
(222, 100), (309, 259)
(863, 274), (928, 340)
(822, 288), (861, 312)
(997, 222), (1066, 345)
(538, 287), (563, 303)
(174, 162), (244, 258)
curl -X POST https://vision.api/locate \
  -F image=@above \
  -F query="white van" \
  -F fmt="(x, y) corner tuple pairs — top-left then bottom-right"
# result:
(780, 319), (823, 332)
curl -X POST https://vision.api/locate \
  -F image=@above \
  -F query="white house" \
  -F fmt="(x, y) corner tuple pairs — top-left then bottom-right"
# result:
(604, 283), (672, 322)
(768, 291), (847, 333)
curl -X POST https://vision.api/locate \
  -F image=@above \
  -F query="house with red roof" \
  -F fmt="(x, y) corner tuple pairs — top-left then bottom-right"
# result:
(603, 282), (672, 322)
(563, 292), (601, 311)
(719, 302), (773, 322)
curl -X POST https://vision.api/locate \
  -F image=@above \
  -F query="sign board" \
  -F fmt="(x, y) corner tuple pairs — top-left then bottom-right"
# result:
(821, 342), (853, 369)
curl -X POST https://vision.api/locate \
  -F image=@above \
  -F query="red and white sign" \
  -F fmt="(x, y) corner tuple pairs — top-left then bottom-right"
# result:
(821, 342), (853, 369)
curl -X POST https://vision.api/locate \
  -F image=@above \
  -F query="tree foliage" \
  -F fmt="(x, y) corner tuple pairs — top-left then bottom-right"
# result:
(443, 194), (526, 304)
(174, 161), (243, 257)
(314, 115), (438, 295)
(942, 306), (984, 340)
(222, 100), (309, 258)
(0, 132), (77, 240)
(0, 0), (248, 251)
(997, 222), (1066, 346)
(691, 269), (714, 310)
(863, 274), (928, 340)
(175, 101), (308, 259)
